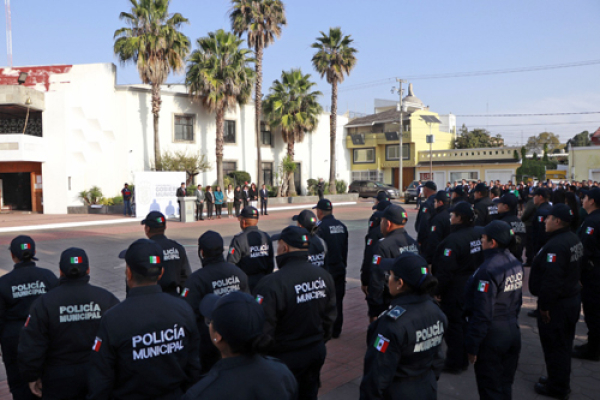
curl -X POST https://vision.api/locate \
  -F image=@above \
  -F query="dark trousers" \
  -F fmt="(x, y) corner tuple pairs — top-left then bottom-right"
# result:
(581, 270), (600, 350)
(1, 330), (36, 400)
(474, 322), (521, 400)
(333, 274), (346, 336)
(215, 204), (222, 216)
(275, 341), (326, 400)
(196, 202), (204, 220)
(199, 330), (220, 374)
(206, 202), (213, 218)
(385, 370), (437, 400)
(441, 301), (468, 369)
(537, 295), (580, 395)
(41, 363), (89, 400)
(525, 225), (534, 263)
(123, 200), (132, 216)
(234, 201), (241, 217)
(260, 198), (268, 214)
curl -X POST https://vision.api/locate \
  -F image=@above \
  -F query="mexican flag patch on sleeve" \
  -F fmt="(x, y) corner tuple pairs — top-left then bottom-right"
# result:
(478, 281), (489, 292)
(443, 249), (452, 257)
(93, 337), (102, 352)
(547, 253), (557, 263)
(586, 227), (595, 235)
(374, 334), (390, 353)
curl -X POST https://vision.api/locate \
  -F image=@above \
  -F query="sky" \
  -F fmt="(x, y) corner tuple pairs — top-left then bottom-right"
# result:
(4, 0), (600, 145)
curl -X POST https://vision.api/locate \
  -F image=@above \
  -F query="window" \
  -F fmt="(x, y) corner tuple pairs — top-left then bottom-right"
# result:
(260, 122), (272, 146)
(223, 161), (237, 177)
(420, 173), (432, 180)
(224, 120), (236, 143)
(262, 162), (273, 186)
(351, 170), (384, 182)
(353, 148), (375, 164)
(174, 114), (194, 141)
(450, 171), (479, 182)
(385, 144), (410, 161)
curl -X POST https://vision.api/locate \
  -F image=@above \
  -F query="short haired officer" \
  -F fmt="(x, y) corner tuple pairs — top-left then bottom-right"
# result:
(18, 248), (119, 399)
(473, 183), (496, 226)
(314, 199), (348, 338)
(140, 211), (191, 296)
(531, 188), (552, 255)
(414, 181), (437, 247)
(181, 231), (249, 373)
(253, 226), (336, 400)
(292, 210), (328, 269)
(497, 193), (526, 262)
(529, 204), (583, 398)
(360, 253), (447, 399)
(183, 292), (298, 400)
(87, 239), (201, 400)
(227, 206), (274, 291)
(465, 221), (523, 399)
(422, 191), (451, 264)
(361, 210), (385, 322)
(0, 235), (58, 400)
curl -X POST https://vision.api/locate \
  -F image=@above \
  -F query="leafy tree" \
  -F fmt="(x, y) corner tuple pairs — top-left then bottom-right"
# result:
(155, 150), (211, 185)
(454, 124), (497, 148)
(185, 29), (255, 189)
(570, 130), (592, 147)
(114, 0), (190, 169)
(526, 131), (562, 153)
(263, 69), (323, 196)
(230, 0), (287, 187)
(311, 27), (358, 194)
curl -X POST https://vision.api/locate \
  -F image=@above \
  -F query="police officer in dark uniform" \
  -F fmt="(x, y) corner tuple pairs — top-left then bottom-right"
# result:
(415, 181), (437, 248)
(0, 235), (58, 400)
(360, 253), (447, 400)
(465, 221), (523, 399)
(88, 239), (201, 400)
(314, 198), (348, 338)
(253, 226), (336, 400)
(372, 192), (390, 217)
(572, 187), (600, 361)
(432, 201), (484, 374)
(18, 248), (119, 399)
(532, 188), (552, 255)
(181, 230), (249, 373)
(292, 210), (328, 269)
(227, 206), (274, 291)
(497, 193), (526, 262)
(451, 185), (468, 205)
(473, 183), (495, 226)
(141, 211), (191, 295)
(361, 210), (385, 322)
(422, 191), (451, 264)
(183, 291), (297, 399)
(529, 204), (582, 399)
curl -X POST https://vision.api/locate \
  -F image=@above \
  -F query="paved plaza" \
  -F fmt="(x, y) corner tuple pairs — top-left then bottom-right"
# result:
(0, 202), (598, 399)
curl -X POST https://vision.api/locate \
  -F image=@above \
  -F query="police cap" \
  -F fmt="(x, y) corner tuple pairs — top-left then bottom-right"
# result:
(375, 191), (390, 202)
(497, 193), (518, 210)
(198, 231), (224, 254)
(271, 226), (310, 249)
(434, 190), (450, 204)
(382, 204), (408, 225)
(449, 201), (474, 220)
(118, 239), (163, 277)
(582, 187), (600, 204)
(548, 203), (574, 223)
(313, 198), (333, 211)
(372, 199), (391, 211)
(475, 220), (514, 246)
(474, 183), (488, 193)
(59, 247), (89, 278)
(141, 211), (166, 228)
(379, 253), (430, 289)
(9, 235), (38, 261)
(240, 206), (259, 219)
(533, 188), (549, 199)
(423, 181), (437, 191)
(292, 210), (318, 230)
(451, 186), (465, 196)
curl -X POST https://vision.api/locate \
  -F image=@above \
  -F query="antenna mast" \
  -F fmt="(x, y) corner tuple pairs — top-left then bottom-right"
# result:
(5, 0), (12, 67)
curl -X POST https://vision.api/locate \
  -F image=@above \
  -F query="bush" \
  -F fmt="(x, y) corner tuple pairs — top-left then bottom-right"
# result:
(336, 180), (348, 194)
(185, 187), (195, 196)
(112, 196), (124, 205)
(228, 171), (252, 187)
(79, 186), (103, 205)
(306, 179), (318, 196)
(267, 185), (278, 197)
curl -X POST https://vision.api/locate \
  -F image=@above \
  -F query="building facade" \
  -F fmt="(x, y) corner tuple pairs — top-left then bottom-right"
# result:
(568, 146), (600, 182)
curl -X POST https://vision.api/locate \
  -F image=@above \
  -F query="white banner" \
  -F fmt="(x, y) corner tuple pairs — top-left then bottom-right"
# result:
(133, 172), (187, 218)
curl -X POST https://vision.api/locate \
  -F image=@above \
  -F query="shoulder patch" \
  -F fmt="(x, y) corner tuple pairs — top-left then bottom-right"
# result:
(423, 207), (428, 213)
(229, 248), (235, 255)
(387, 306), (406, 320)
(477, 281), (489, 292)
(443, 248), (452, 257)
(586, 227), (595, 235)
(374, 334), (390, 353)
(255, 295), (264, 305)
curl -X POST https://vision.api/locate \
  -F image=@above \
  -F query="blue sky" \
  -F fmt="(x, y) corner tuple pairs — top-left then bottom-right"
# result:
(5, 0), (600, 145)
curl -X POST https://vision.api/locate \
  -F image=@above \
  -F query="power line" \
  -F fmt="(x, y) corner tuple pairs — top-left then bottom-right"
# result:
(457, 111), (600, 117)
(478, 121), (600, 127)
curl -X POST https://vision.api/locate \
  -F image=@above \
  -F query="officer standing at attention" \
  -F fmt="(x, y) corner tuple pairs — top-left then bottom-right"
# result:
(88, 239), (200, 400)
(360, 253), (447, 400)
(183, 291), (298, 399)
(18, 248), (119, 399)
(361, 210), (385, 322)
(432, 202), (483, 374)
(0, 235), (58, 400)
(314, 198), (348, 338)
(450, 185), (469, 205)
(227, 206), (274, 291)
(465, 221), (523, 399)
(497, 193), (526, 262)
(141, 211), (191, 295)
(473, 183), (495, 226)
(415, 181), (437, 248)
(177, 182), (187, 221)
(292, 210), (328, 269)
(422, 191), (451, 264)
(529, 204), (582, 399)
(253, 226), (336, 400)
(181, 231), (249, 373)
(572, 187), (600, 361)
(531, 188), (552, 255)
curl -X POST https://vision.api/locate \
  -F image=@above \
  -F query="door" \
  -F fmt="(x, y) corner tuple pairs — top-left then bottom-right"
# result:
(294, 163), (302, 195)
(393, 168), (416, 191)
(0, 173), (32, 210)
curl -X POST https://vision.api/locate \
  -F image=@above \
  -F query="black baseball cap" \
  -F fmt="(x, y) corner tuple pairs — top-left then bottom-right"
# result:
(372, 199), (391, 211)
(271, 226), (310, 249)
(313, 198), (333, 211)
(200, 291), (264, 350)
(369, 211), (384, 229)
(198, 231), (224, 253)
(376, 253), (430, 289)
(382, 204), (408, 225)
(59, 247), (89, 278)
(240, 206), (259, 219)
(474, 183), (488, 192)
(548, 203), (574, 223)
(497, 193), (518, 210)
(292, 210), (318, 229)
(533, 188), (549, 199)
(582, 187), (600, 204)
(434, 190), (449, 203)
(9, 235), (38, 261)
(118, 239), (163, 277)
(375, 192), (390, 202)
(451, 186), (465, 196)
(474, 220), (514, 246)
(449, 201), (474, 220)
(141, 211), (167, 228)
(424, 181), (437, 191)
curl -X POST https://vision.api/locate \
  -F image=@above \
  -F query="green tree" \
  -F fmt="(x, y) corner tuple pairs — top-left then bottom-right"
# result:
(156, 150), (211, 185)
(230, 0), (287, 187)
(311, 27), (358, 194)
(114, 0), (190, 169)
(185, 29), (255, 189)
(526, 131), (562, 153)
(454, 124), (497, 148)
(263, 69), (323, 196)
(570, 130), (592, 147)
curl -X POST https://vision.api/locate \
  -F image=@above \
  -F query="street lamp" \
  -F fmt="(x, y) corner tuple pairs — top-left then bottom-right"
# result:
(391, 79), (407, 194)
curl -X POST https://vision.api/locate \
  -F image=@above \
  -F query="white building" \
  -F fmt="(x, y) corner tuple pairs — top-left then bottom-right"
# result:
(0, 63), (349, 214)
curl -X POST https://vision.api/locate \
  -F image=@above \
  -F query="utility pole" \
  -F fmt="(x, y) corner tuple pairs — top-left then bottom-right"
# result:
(393, 78), (406, 194)
(5, 0), (12, 67)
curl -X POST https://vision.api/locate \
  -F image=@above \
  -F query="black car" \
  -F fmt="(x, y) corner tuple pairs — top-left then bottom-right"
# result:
(348, 180), (400, 199)
(404, 180), (420, 203)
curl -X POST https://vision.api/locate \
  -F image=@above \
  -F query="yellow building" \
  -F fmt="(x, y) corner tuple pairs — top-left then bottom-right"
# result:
(568, 146), (600, 181)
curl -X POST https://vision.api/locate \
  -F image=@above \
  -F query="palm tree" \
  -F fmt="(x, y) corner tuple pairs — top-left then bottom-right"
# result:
(114, 0), (190, 169)
(185, 29), (255, 189)
(230, 0), (287, 187)
(263, 69), (322, 196)
(311, 27), (357, 194)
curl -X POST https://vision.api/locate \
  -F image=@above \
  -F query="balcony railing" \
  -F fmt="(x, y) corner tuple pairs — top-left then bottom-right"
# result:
(0, 117), (43, 137)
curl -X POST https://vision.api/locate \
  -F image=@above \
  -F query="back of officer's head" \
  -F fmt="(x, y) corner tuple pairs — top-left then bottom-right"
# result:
(449, 201), (475, 226)
(10, 235), (38, 263)
(141, 211), (167, 236)
(474, 183), (489, 198)
(239, 206), (259, 228)
(198, 231), (224, 259)
(381, 205), (408, 235)
(313, 199), (333, 219)
(434, 191), (449, 208)
(292, 210), (319, 235)
(385, 253), (438, 296)
(272, 226), (310, 254)
(59, 248), (90, 278)
(476, 220), (514, 250)
(119, 239), (163, 285)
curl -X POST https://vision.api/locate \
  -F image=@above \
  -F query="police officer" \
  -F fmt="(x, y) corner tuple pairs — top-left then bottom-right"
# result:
(521, 191), (536, 265)
(415, 181), (437, 247)
(181, 230), (249, 372)
(314, 198), (348, 338)
(529, 204), (582, 399)
(183, 291), (298, 399)
(497, 193), (526, 262)
(359, 253), (447, 400)
(141, 211), (191, 295)
(432, 201), (483, 374)
(465, 221), (523, 399)
(292, 210), (328, 269)
(253, 226), (336, 400)
(88, 239), (201, 400)
(451, 185), (468, 205)
(372, 192), (390, 217)
(227, 206), (274, 291)
(361, 210), (385, 322)
(531, 188), (552, 255)
(473, 183), (495, 226)
(0, 235), (58, 400)
(369, 205), (419, 320)
(572, 187), (600, 360)
(422, 191), (451, 264)
(18, 248), (119, 399)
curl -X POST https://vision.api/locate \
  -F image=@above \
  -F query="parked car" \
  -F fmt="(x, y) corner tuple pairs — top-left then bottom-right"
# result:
(348, 180), (400, 199)
(404, 180), (420, 203)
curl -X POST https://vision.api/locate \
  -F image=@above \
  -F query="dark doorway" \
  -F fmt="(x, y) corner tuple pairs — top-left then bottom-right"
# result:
(0, 173), (32, 210)
(294, 163), (302, 195)
(392, 168), (416, 191)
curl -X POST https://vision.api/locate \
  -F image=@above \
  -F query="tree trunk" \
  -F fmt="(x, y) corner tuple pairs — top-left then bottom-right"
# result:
(287, 135), (297, 196)
(152, 83), (162, 170)
(255, 43), (264, 187)
(216, 107), (225, 190)
(329, 79), (338, 194)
